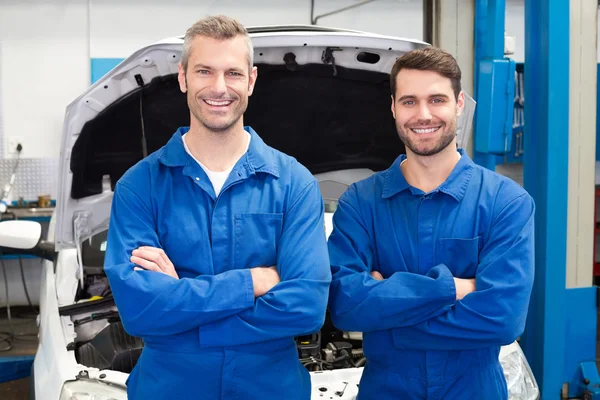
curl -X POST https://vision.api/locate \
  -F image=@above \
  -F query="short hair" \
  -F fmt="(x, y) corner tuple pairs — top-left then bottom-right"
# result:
(181, 15), (254, 72)
(390, 47), (462, 99)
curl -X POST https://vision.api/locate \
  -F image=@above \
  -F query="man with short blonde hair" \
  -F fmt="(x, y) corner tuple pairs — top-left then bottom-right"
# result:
(105, 15), (330, 400)
(181, 15), (254, 72)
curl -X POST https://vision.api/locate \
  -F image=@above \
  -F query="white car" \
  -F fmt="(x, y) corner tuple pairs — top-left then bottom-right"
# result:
(0, 26), (539, 400)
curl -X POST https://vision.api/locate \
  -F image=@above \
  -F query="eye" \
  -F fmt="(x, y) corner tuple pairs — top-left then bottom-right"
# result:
(197, 70), (210, 75)
(431, 98), (445, 104)
(228, 71), (243, 76)
(402, 100), (415, 106)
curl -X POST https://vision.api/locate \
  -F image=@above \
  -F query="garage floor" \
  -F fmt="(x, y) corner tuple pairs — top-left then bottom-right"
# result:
(0, 306), (39, 400)
(0, 379), (29, 400)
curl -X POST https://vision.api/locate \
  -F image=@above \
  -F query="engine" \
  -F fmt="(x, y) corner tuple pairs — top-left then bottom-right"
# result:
(295, 318), (365, 372)
(64, 274), (142, 374)
(75, 320), (143, 373)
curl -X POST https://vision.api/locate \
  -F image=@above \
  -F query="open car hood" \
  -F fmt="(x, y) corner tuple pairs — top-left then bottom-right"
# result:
(56, 26), (438, 249)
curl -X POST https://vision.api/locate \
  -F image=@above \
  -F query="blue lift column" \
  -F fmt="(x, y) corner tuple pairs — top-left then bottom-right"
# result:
(521, 1), (600, 399)
(473, 0), (516, 171)
(521, 0), (568, 396)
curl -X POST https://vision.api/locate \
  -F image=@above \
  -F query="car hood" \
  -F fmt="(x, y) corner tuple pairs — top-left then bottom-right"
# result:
(55, 26), (467, 249)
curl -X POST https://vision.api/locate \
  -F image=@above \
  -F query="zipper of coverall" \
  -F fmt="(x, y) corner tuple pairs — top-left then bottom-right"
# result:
(207, 169), (250, 248)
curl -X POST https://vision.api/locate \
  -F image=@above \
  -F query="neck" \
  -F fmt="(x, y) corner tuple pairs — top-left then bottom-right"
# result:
(401, 144), (460, 193)
(185, 118), (248, 172)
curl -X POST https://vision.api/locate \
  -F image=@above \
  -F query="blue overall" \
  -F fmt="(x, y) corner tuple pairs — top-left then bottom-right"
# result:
(327, 151), (535, 400)
(104, 126), (331, 400)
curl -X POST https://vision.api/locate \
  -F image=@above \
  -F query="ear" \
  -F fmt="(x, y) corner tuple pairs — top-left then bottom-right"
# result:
(177, 63), (187, 93)
(390, 95), (396, 119)
(456, 91), (465, 116)
(248, 66), (258, 96)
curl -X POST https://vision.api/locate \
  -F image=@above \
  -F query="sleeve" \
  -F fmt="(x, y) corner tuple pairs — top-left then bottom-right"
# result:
(327, 185), (457, 333)
(390, 193), (535, 350)
(104, 182), (255, 337)
(196, 180), (332, 347)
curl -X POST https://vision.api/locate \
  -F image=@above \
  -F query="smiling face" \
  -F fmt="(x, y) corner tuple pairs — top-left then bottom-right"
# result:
(391, 68), (464, 157)
(177, 35), (257, 134)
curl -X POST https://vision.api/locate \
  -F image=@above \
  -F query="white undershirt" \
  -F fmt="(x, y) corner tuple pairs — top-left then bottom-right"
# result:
(182, 132), (251, 196)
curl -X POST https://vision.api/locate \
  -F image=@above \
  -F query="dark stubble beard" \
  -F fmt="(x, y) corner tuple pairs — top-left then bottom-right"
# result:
(185, 76), (246, 133)
(396, 118), (457, 156)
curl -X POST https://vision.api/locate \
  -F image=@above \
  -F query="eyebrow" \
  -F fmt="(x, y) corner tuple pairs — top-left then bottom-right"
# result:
(397, 95), (416, 102)
(191, 64), (245, 74)
(192, 64), (212, 70)
(397, 93), (450, 102)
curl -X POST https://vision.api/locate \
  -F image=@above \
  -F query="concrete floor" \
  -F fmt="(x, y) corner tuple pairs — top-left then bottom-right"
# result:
(0, 378), (29, 400)
(0, 307), (38, 400)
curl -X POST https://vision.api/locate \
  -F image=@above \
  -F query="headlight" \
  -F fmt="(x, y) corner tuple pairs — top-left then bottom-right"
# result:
(500, 342), (540, 400)
(59, 380), (127, 400)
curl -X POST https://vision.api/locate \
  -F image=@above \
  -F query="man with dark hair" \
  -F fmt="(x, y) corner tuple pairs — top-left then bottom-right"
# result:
(327, 46), (535, 399)
(104, 15), (330, 400)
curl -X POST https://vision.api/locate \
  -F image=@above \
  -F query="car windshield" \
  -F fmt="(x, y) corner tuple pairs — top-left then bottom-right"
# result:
(82, 230), (107, 268)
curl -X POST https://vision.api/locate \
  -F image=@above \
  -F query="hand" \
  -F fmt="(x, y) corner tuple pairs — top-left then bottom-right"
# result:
(370, 271), (384, 281)
(453, 277), (475, 300)
(131, 246), (179, 279)
(250, 266), (280, 297)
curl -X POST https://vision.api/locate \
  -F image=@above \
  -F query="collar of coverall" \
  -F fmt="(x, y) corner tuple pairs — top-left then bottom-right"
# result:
(158, 125), (280, 178)
(381, 148), (475, 201)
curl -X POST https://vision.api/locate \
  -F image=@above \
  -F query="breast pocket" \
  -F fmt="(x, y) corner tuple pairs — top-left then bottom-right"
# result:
(436, 237), (482, 278)
(234, 213), (284, 270)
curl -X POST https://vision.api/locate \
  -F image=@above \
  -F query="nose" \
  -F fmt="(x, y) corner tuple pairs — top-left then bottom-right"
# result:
(416, 103), (433, 121)
(211, 73), (227, 95)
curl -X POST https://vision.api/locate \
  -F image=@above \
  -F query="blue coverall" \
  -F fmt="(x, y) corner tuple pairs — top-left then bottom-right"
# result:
(327, 150), (535, 400)
(104, 126), (331, 400)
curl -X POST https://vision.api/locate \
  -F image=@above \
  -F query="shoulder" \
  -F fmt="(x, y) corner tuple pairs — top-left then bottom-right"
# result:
(116, 148), (164, 192)
(334, 169), (387, 224)
(340, 168), (387, 205)
(267, 145), (317, 189)
(472, 164), (534, 213)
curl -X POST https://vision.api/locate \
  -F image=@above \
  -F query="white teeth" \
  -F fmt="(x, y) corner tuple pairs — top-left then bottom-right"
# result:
(411, 127), (439, 134)
(205, 100), (232, 106)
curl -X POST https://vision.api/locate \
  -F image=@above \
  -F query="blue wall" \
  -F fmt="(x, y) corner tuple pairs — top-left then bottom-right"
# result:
(90, 58), (125, 84)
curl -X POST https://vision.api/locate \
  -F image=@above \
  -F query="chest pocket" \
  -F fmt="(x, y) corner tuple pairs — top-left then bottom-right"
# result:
(436, 237), (482, 278)
(234, 213), (284, 270)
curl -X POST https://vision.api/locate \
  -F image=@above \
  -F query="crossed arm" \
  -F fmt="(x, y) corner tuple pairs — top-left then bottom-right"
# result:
(327, 186), (535, 350)
(370, 270), (476, 301)
(130, 246), (280, 297)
